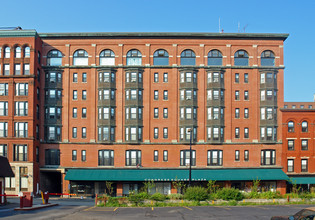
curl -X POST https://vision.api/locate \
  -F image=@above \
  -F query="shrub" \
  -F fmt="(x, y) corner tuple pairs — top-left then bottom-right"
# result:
(168, 193), (184, 200)
(216, 188), (244, 201)
(184, 186), (208, 201)
(106, 197), (120, 207)
(129, 191), (149, 205)
(299, 192), (313, 199)
(260, 191), (282, 199)
(150, 193), (167, 201)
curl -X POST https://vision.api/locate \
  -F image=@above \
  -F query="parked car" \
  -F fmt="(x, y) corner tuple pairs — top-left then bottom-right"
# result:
(271, 207), (315, 220)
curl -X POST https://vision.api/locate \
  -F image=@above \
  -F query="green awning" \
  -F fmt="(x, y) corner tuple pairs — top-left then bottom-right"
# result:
(289, 177), (315, 184)
(65, 168), (288, 182)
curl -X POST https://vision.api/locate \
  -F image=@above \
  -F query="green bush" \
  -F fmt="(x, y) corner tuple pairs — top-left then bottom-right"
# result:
(260, 191), (282, 199)
(129, 192), (149, 205)
(216, 188), (244, 201)
(167, 193), (184, 200)
(299, 192), (313, 199)
(106, 197), (120, 207)
(184, 186), (209, 201)
(150, 193), (167, 201)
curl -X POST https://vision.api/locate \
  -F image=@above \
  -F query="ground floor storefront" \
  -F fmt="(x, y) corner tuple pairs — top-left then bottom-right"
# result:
(61, 168), (289, 196)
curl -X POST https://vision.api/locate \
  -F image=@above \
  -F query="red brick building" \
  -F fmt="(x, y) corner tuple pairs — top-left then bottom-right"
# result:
(281, 102), (315, 190)
(0, 29), (291, 196)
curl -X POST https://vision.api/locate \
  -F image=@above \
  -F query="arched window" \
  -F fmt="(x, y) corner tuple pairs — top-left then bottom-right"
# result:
(288, 121), (294, 133)
(126, 49), (142, 65)
(24, 47), (30, 58)
(47, 50), (63, 66)
(208, 49), (222, 66)
(261, 50), (275, 66)
(181, 49), (195, 66)
(153, 49), (169, 65)
(73, 49), (88, 66)
(15, 47), (21, 58)
(301, 121), (308, 132)
(100, 49), (115, 65)
(234, 50), (249, 66)
(4, 47), (10, 58)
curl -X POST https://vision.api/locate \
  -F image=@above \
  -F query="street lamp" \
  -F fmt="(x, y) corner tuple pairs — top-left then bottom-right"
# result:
(187, 128), (193, 186)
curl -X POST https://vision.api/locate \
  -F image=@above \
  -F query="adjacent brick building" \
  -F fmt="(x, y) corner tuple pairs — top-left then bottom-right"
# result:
(0, 29), (297, 196)
(281, 102), (315, 190)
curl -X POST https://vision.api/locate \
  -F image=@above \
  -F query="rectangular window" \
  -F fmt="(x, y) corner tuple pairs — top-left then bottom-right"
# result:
(207, 150), (223, 166)
(81, 150), (86, 161)
(15, 83), (28, 96)
(260, 73), (265, 84)
(0, 144), (7, 157)
(73, 108), (77, 118)
(154, 72), (159, 82)
(72, 127), (77, 138)
(235, 127), (240, 138)
(244, 108), (249, 118)
(154, 108), (159, 118)
(0, 83), (8, 96)
(244, 90), (249, 100)
(82, 90), (87, 100)
(287, 159), (294, 172)
(154, 90), (158, 100)
(244, 150), (249, 161)
(82, 127), (87, 138)
(154, 127), (158, 139)
(235, 90), (239, 100)
(73, 73), (78, 82)
(260, 90), (265, 101)
(261, 150), (276, 165)
(163, 108), (168, 118)
(163, 150), (168, 161)
(4, 64), (10, 75)
(13, 145), (27, 161)
(235, 73), (239, 83)
(288, 140), (294, 150)
(301, 140), (308, 150)
(301, 159), (308, 172)
(235, 108), (240, 118)
(14, 122), (28, 137)
(24, 64), (30, 75)
(163, 72), (168, 82)
(244, 73), (248, 83)
(82, 108), (87, 118)
(163, 127), (168, 139)
(186, 72), (192, 82)
(125, 150), (141, 166)
(180, 150), (196, 166)
(5, 167), (15, 190)
(20, 167), (28, 190)
(73, 90), (77, 100)
(82, 72), (87, 82)
(186, 108), (192, 119)
(98, 150), (114, 166)
(0, 122), (8, 137)
(154, 150), (158, 161)
(0, 101), (8, 116)
(72, 150), (77, 161)
(15, 64), (21, 75)
(244, 127), (249, 138)
(235, 150), (240, 161)
(163, 90), (168, 100)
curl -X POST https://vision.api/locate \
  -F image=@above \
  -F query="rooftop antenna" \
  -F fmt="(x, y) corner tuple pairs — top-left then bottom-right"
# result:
(243, 24), (248, 32)
(238, 22), (240, 33)
(219, 17), (221, 33)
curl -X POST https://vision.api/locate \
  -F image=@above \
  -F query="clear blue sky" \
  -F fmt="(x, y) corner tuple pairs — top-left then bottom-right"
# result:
(3, 0), (315, 101)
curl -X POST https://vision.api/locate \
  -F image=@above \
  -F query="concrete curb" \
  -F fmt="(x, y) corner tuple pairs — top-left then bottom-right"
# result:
(14, 203), (58, 211)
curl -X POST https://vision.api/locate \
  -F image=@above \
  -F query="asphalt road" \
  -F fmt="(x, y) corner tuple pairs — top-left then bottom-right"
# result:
(0, 197), (313, 220)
